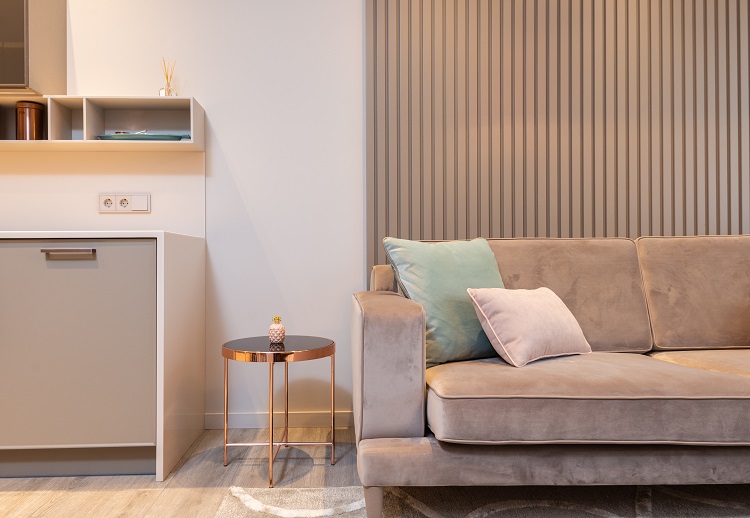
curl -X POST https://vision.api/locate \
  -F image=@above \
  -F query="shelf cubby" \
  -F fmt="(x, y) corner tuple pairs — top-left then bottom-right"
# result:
(48, 96), (84, 141)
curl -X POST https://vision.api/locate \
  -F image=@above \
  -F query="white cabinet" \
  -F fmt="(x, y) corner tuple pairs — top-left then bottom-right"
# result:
(0, 231), (205, 481)
(0, 239), (157, 448)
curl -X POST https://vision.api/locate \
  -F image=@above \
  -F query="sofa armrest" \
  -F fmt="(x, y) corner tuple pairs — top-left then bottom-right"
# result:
(351, 291), (426, 443)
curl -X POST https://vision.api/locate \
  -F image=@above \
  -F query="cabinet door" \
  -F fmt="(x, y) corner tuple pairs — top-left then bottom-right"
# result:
(0, 0), (26, 87)
(0, 239), (156, 448)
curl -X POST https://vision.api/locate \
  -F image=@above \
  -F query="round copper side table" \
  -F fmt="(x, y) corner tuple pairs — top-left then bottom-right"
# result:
(221, 335), (335, 487)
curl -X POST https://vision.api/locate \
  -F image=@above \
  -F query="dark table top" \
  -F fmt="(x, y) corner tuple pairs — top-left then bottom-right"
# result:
(222, 335), (335, 363)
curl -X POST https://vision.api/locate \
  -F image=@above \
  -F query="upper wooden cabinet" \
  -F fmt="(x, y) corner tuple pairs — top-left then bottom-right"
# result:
(0, 0), (26, 87)
(0, 0), (66, 94)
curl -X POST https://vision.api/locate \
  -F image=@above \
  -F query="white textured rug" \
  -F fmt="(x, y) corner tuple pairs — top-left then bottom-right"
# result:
(215, 485), (750, 517)
(215, 486), (366, 517)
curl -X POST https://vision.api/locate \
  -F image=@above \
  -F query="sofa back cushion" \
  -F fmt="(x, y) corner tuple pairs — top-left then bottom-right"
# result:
(486, 238), (652, 353)
(370, 264), (399, 292)
(637, 235), (750, 350)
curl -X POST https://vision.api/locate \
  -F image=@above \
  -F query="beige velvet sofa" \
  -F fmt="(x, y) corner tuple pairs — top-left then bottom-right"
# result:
(351, 235), (750, 518)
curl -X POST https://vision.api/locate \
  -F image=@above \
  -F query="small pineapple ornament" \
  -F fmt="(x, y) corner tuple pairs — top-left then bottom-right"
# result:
(269, 315), (286, 343)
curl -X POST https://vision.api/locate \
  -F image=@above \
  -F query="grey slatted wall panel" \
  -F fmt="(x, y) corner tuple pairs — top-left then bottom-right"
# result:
(367, 0), (750, 267)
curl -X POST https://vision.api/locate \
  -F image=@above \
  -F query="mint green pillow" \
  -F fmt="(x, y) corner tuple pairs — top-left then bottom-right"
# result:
(383, 237), (505, 366)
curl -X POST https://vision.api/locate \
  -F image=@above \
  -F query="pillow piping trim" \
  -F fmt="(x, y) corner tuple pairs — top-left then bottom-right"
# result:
(383, 247), (412, 300)
(467, 288), (519, 367)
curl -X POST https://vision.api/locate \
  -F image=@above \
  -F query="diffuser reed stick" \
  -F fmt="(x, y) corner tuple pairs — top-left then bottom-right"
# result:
(160, 57), (176, 96)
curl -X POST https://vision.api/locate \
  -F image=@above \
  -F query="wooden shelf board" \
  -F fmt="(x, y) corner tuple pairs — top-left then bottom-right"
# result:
(0, 139), (203, 152)
(0, 94), (46, 108)
(48, 97), (83, 109)
(74, 96), (192, 110)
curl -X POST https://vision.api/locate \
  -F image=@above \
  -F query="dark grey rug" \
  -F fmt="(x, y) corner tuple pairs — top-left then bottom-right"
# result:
(216, 484), (750, 517)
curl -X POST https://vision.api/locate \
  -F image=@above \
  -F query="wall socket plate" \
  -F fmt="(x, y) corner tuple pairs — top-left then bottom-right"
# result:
(99, 194), (150, 213)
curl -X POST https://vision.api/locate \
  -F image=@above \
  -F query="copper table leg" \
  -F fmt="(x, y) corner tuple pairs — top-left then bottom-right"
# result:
(223, 357), (228, 466)
(331, 352), (336, 465)
(268, 361), (274, 487)
(284, 362), (289, 446)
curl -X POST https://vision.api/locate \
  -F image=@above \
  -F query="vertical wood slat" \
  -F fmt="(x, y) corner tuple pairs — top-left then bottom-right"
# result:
(559, 0), (571, 238)
(501, 0), (513, 238)
(367, 0), (750, 269)
(547, 0), (559, 238)
(489, 0), (502, 237)
(742, 0), (750, 234)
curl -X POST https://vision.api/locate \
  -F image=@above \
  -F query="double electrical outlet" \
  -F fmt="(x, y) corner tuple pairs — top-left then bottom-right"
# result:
(99, 194), (151, 213)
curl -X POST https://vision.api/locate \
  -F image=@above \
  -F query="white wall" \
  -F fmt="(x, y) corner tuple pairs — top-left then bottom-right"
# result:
(0, 153), (205, 236)
(66, 0), (366, 427)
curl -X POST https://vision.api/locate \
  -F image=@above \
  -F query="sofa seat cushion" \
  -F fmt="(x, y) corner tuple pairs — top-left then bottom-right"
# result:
(426, 352), (750, 445)
(649, 349), (750, 378)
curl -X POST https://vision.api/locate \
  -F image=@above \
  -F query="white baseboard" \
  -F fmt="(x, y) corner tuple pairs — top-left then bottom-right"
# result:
(204, 410), (354, 430)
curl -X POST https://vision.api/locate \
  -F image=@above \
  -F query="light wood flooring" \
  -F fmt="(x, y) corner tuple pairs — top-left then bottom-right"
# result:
(0, 427), (360, 518)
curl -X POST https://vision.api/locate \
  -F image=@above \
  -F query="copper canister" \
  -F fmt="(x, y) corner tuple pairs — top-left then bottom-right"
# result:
(16, 101), (46, 140)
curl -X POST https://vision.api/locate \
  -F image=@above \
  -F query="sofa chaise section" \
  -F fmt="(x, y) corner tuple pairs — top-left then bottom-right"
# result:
(649, 349), (750, 378)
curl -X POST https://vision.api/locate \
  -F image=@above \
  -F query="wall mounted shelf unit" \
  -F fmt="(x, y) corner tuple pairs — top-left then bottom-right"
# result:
(0, 96), (204, 151)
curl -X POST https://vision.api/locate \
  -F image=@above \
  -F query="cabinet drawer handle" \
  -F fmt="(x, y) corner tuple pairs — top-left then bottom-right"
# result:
(41, 248), (96, 256)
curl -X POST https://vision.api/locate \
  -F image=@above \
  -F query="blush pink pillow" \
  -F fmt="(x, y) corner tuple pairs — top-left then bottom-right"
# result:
(467, 287), (592, 367)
